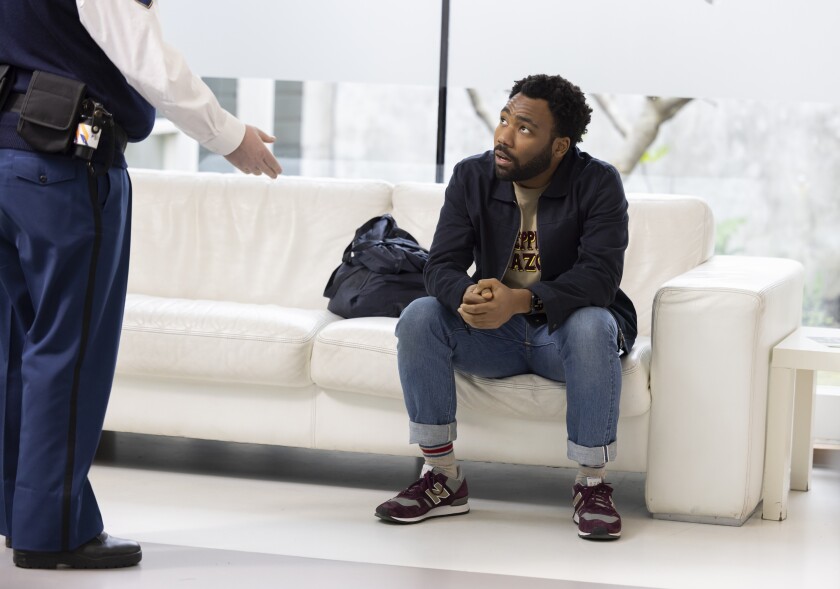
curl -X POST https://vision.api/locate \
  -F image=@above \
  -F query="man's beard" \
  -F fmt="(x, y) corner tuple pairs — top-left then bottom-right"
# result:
(494, 141), (553, 183)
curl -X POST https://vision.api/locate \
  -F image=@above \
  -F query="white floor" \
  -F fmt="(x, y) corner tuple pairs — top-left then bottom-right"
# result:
(2, 433), (839, 588)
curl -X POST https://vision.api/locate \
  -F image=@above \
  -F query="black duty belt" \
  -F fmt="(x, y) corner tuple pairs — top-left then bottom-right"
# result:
(2, 92), (127, 156)
(1, 92), (25, 113)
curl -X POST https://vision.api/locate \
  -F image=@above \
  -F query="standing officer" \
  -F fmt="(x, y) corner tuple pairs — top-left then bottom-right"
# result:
(0, 0), (282, 569)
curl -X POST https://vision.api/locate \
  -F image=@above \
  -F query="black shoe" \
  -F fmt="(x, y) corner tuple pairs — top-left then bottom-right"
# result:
(13, 533), (142, 569)
(4, 536), (10, 548)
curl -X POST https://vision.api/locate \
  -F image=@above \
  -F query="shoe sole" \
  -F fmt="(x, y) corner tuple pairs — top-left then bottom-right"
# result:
(573, 515), (621, 541)
(13, 550), (142, 569)
(376, 503), (470, 524)
(578, 529), (621, 541)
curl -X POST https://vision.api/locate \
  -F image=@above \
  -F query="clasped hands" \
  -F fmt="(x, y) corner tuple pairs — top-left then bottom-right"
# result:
(458, 278), (532, 330)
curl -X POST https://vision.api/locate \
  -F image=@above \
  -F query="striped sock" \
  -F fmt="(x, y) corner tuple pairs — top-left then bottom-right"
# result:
(420, 442), (458, 479)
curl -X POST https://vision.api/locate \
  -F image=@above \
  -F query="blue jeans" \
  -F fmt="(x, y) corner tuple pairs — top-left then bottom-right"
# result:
(396, 297), (622, 466)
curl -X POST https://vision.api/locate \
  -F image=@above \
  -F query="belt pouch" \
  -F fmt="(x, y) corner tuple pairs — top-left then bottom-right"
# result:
(17, 70), (86, 153)
(0, 65), (12, 110)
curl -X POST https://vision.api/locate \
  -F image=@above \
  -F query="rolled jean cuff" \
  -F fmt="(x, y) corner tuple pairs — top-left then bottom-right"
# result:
(567, 439), (617, 466)
(409, 420), (457, 447)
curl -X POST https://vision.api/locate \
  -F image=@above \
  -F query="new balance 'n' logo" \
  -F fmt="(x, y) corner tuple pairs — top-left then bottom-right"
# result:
(425, 482), (450, 505)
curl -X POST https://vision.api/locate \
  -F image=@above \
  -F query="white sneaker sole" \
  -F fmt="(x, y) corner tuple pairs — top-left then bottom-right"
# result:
(573, 514), (621, 540)
(378, 503), (470, 524)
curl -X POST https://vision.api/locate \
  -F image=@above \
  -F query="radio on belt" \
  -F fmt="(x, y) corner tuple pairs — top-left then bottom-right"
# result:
(73, 99), (112, 161)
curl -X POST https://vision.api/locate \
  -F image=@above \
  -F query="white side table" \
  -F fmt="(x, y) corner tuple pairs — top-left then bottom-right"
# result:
(763, 326), (840, 520)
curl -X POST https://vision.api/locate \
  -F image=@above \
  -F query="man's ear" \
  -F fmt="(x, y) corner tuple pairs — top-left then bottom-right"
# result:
(553, 136), (571, 159)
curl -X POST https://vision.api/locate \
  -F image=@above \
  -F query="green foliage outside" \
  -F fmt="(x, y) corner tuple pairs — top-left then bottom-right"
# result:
(714, 217), (746, 255)
(713, 218), (839, 383)
(640, 145), (670, 165)
(803, 273), (839, 328)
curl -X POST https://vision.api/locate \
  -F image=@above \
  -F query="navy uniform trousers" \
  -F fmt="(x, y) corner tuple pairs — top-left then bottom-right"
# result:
(0, 148), (131, 552)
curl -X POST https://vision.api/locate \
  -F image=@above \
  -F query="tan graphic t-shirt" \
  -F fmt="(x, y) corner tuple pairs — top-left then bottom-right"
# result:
(503, 182), (547, 290)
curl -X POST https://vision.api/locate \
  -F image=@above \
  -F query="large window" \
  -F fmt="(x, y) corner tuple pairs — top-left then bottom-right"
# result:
(125, 0), (840, 329)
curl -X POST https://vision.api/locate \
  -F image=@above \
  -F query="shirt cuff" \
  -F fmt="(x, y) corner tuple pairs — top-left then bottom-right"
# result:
(201, 113), (247, 156)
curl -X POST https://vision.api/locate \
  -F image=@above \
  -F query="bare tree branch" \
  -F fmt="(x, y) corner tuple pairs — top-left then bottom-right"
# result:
(466, 88), (496, 134)
(592, 94), (630, 138)
(612, 97), (693, 176)
(650, 97), (693, 121)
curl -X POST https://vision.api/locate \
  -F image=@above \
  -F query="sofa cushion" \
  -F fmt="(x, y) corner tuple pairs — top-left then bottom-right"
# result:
(391, 182), (446, 249)
(311, 317), (400, 398)
(127, 170), (394, 309)
(311, 317), (651, 419)
(117, 294), (337, 386)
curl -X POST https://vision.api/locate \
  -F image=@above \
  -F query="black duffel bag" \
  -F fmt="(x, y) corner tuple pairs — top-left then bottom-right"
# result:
(324, 214), (429, 318)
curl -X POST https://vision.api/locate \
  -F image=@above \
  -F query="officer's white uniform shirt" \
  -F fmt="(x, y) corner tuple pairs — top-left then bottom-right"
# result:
(76, 0), (246, 156)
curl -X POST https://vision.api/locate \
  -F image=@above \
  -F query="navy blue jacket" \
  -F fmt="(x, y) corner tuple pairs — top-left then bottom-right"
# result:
(425, 148), (637, 350)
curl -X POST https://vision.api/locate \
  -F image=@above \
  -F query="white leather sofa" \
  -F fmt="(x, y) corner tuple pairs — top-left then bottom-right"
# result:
(105, 169), (804, 525)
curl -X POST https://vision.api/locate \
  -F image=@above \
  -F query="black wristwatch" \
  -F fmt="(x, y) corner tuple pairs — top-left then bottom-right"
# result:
(529, 291), (544, 314)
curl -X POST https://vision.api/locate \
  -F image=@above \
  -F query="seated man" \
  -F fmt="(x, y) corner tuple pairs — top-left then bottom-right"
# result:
(375, 74), (637, 541)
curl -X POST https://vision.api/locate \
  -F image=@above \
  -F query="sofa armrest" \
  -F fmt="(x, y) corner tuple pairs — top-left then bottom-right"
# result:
(646, 255), (804, 524)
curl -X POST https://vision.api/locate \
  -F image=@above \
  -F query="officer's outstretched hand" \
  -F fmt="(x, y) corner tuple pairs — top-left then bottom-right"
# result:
(225, 125), (283, 179)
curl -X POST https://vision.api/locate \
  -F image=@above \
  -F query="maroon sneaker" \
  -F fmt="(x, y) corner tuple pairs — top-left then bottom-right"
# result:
(572, 479), (621, 540)
(376, 467), (469, 524)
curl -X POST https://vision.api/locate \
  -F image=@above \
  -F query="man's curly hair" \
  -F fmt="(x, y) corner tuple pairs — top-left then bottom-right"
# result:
(510, 74), (592, 145)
